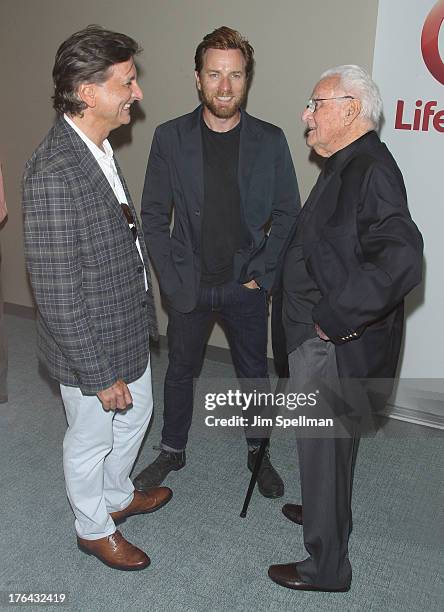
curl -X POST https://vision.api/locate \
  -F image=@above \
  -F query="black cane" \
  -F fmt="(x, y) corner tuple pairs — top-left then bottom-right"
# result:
(239, 371), (288, 517)
(240, 436), (269, 517)
(240, 287), (289, 517)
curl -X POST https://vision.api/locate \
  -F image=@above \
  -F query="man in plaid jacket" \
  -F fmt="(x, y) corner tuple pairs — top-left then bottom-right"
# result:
(22, 26), (172, 571)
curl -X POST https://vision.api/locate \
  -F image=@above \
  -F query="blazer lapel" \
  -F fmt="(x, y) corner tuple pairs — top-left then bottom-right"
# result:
(57, 118), (122, 222)
(114, 157), (150, 265)
(114, 157), (132, 205)
(79, 152), (122, 221)
(180, 106), (204, 220)
(238, 110), (264, 208)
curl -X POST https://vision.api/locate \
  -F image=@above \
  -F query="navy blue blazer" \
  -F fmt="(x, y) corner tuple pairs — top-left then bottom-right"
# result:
(141, 105), (300, 312)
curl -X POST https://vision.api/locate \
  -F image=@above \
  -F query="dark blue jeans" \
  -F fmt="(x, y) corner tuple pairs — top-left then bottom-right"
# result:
(162, 280), (269, 451)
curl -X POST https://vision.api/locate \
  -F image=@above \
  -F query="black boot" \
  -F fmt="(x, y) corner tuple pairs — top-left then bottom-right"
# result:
(134, 449), (186, 491)
(248, 447), (284, 498)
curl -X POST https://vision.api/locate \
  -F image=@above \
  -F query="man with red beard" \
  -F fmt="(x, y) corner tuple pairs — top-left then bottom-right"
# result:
(136, 26), (300, 497)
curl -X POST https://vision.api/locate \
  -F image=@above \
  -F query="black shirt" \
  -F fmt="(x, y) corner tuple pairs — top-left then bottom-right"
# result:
(200, 118), (244, 287)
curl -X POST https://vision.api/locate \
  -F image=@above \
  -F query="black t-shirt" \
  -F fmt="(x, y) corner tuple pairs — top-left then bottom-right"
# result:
(200, 118), (244, 287)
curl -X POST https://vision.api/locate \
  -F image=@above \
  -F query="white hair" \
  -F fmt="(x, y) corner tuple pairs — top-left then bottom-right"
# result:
(320, 64), (383, 129)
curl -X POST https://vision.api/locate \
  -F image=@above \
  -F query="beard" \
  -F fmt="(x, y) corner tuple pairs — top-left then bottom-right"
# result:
(200, 87), (247, 119)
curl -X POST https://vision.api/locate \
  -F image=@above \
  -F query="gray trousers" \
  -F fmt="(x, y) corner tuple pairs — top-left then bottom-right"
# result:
(288, 336), (359, 589)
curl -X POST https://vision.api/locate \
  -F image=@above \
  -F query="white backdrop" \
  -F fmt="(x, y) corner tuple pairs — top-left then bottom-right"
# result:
(373, 0), (443, 420)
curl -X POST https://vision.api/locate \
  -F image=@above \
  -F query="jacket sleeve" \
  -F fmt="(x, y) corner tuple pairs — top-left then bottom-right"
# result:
(140, 128), (181, 297)
(255, 130), (301, 290)
(23, 170), (118, 393)
(312, 163), (423, 341)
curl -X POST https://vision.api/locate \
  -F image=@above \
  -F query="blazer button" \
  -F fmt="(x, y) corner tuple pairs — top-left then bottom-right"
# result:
(194, 209), (200, 216)
(141, 301), (147, 308)
(137, 265), (144, 273)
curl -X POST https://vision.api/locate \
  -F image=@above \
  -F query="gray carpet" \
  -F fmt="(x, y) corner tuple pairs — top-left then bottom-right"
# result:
(0, 314), (443, 612)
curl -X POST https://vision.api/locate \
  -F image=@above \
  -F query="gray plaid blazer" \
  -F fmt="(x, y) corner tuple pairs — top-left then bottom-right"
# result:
(23, 118), (158, 394)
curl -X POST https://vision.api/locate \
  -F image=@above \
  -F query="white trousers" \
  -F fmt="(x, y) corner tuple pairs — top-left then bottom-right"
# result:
(60, 359), (152, 540)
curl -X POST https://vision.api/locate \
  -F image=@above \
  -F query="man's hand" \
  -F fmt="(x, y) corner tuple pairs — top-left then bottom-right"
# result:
(315, 323), (330, 341)
(243, 279), (260, 289)
(97, 379), (133, 411)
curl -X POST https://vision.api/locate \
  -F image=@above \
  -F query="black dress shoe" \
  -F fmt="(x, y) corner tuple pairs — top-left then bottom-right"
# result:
(282, 503), (303, 525)
(248, 448), (284, 498)
(134, 449), (185, 491)
(268, 563), (350, 592)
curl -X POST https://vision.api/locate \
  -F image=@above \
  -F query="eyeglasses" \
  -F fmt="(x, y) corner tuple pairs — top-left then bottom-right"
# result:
(120, 203), (137, 242)
(306, 96), (355, 113)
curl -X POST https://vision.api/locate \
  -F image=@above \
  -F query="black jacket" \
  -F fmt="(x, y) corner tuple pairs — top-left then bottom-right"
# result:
(284, 131), (423, 380)
(141, 105), (300, 312)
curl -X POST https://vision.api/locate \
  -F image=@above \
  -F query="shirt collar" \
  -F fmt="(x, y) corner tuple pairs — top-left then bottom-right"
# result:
(64, 114), (114, 163)
(324, 130), (376, 175)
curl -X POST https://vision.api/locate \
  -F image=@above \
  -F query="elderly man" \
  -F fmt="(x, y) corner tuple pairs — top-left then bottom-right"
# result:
(23, 26), (172, 571)
(268, 65), (423, 591)
(135, 26), (300, 497)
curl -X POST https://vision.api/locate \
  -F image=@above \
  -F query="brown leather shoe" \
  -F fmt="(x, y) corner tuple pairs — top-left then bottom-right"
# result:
(110, 488), (173, 524)
(268, 563), (350, 592)
(77, 530), (150, 571)
(282, 503), (303, 525)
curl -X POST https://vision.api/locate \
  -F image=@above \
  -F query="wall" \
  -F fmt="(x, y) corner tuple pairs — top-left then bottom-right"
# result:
(0, 0), (379, 352)
(372, 0), (443, 425)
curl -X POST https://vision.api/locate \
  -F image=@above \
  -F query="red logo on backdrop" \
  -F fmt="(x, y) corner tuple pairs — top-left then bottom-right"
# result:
(395, 1), (444, 132)
(421, 0), (444, 85)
